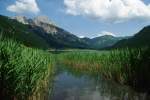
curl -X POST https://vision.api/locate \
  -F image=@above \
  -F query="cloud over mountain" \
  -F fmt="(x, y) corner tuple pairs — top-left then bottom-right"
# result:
(64, 0), (150, 23)
(98, 31), (116, 37)
(7, 0), (40, 14)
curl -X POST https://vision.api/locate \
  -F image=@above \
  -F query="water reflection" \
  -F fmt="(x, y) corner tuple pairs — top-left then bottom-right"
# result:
(50, 65), (150, 100)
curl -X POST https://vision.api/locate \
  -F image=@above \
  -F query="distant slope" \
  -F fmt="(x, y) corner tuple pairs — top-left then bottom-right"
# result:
(112, 26), (150, 48)
(0, 15), (127, 50)
(0, 15), (50, 49)
(91, 35), (125, 49)
(13, 16), (128, 49)
(14, 16), (89, 49)
(82, 35), (126, 49)
(0, 15), (88, 49)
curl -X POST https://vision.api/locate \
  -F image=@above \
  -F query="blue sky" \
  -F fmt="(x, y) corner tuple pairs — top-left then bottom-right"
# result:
(0, 0), (150, 38)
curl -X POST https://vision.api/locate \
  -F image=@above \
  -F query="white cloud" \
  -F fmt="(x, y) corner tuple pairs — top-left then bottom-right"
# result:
(64, 0), (150, 23)
(7, 0), (40, 14)
(98, 31), (116, 37)
(79, 35), (85, 38)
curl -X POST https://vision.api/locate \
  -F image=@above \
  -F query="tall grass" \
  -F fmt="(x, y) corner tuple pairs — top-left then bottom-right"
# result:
(0, 39), (55, 100)
(58, 48), (150, 91)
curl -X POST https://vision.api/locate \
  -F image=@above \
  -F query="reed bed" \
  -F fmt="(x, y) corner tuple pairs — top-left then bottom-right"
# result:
(58, 48), (150, 91)
(0, 39), (55, 100)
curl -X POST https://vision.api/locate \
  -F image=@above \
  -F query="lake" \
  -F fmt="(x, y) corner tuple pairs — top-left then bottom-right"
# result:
(49, 64), (150, 100)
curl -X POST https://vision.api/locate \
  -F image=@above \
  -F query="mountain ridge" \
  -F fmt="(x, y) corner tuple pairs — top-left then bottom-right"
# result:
(112, 26), (150, 48)
(0, 15), (127, 49)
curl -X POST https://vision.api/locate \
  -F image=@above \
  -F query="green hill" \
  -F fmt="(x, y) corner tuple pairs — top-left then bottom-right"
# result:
(112, 26), (150, 48)
(0, 15), (50, 49)
(0, 15), (89, 49)
(81, 35), (126, 49)
(0, 15), (125, 50)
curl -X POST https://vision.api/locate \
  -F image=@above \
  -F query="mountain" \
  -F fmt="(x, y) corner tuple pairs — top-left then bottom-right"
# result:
(0, 15), (51, 49)
(81, 35), (126, 49)
(12, 15), (125, 49)
(0, 15), (88, 49)
(112, 26), (150, 48)
(91, 35), (125, 49)
(13, 16), (29, 24)
(0, 15), (125, 50)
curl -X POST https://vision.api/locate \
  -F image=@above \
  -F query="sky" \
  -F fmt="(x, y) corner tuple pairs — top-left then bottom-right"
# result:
(0, 0), (150, 38)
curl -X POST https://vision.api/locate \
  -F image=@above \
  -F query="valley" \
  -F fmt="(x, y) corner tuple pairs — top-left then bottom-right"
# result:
(0, 14), (150, 100)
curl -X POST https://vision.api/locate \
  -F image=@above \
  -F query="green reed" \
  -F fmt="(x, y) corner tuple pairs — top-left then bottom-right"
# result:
(58, 48), (150, 91)
(0, 39), (55, 99)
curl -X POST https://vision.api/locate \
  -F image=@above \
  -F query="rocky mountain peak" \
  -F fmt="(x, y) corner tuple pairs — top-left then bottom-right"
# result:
(13, 16), (29, 24)
(13, 15), (57, 34)
(33, 16), (55, 26)
(32, 16), (57, 34)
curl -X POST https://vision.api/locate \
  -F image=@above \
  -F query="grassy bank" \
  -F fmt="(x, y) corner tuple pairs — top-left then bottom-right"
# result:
(0, 39), (55, 100)
(1, 38), (150, 99)
(58, 48), (150, 92)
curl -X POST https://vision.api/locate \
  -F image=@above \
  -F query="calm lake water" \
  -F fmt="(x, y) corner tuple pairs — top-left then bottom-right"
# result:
(49, 65), (150, 100)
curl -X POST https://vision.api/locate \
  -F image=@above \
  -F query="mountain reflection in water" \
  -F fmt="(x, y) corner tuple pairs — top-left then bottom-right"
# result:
(50, 69), (149, 100)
